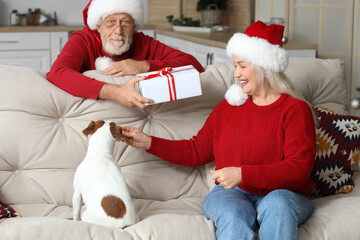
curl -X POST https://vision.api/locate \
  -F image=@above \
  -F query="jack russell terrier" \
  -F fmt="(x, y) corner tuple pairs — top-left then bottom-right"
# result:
(72, 120), (138, 228)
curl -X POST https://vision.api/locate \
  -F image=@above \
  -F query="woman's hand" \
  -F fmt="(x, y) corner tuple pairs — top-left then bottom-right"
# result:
(210, 167), (242, 190)
(121, 126), (152, 150)
(99, 76), (154, 109)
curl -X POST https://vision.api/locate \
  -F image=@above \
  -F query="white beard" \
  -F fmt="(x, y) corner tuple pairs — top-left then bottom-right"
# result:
(101, 36), (132, 56)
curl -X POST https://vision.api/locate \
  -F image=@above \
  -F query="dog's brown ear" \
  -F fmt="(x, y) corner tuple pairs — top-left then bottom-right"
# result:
(83, 120), (105, 136)
(109, 122), (125, 142)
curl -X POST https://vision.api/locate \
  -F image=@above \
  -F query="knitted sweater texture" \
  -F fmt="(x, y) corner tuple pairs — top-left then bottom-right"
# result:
(147, 94), (316, 196)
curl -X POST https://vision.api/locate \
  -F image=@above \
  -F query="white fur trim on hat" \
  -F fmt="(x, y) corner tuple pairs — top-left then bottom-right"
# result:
(95, 56), (114, 71)
(87, 0), (144, 30)
(226, 33), (289, 72)
(225, 83), (248, 106)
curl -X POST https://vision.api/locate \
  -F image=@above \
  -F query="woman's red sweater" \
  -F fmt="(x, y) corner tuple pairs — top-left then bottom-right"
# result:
(147, 94), (316, 196)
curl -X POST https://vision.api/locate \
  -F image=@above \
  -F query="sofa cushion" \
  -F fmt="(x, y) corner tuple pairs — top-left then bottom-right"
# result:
(0, 64), (220, 239)
(284, 58), (347, 115)
(299, 172), (360, 239)
(311, 107), (359, 196)
(0, 64), (228, 218)
(0, 57), (353, 240)
(0, 214), (216, 240)
(0, 201), (18, 219)
(207, 58), (348, 115)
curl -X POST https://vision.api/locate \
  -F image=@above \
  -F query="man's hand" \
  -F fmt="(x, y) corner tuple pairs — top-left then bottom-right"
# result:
(98, 76), (154, 109)
(210, 167), (242, 190)
(102, 59), (150, 77)
(121, 126), (152, 150)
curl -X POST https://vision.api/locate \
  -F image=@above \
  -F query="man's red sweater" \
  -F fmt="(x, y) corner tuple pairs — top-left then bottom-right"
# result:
(46, 27), (204, 100)
(147, 94), (316, 196)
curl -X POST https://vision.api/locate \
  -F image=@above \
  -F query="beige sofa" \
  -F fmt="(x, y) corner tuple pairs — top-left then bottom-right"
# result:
(1, 58), (360, 240)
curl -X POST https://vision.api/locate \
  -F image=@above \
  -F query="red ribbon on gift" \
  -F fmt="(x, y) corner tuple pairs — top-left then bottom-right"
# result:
(145, 67), (173, 79)
(145, 66), (194, 101)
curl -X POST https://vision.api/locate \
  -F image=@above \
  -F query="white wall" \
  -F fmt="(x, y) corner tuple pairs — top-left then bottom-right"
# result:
(0, 0), (148, 26)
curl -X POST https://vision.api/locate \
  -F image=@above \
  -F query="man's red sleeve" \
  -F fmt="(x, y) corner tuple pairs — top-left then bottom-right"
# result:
(47, 31), (105, 100)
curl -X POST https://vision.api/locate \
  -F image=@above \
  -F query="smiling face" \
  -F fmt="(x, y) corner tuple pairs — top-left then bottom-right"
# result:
(233, 56), (262, 96)
(96, 13), (135, 57)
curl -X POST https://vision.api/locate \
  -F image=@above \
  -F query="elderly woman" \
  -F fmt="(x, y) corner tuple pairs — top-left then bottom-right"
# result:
(47, 0), (203, 109)
(121, 21), (316, 240)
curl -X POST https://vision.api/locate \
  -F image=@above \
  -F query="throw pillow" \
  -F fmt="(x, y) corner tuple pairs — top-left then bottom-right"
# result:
(311, 107), (360, 196)
(0, 201), (19, 219)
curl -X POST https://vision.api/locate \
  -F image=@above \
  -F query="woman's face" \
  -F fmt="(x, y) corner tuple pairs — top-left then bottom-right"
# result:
(233, 56), (260, 96)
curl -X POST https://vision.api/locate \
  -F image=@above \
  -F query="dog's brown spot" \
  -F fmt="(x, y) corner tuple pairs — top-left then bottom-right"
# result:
(109, 122), (125, 141)
(82, 120), (105, 136)
(101, 195), (127, 219)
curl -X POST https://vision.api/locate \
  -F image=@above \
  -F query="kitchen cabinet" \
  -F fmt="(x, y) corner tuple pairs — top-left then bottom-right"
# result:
(156, 33), (192, 52)
(155, 32), (316, 67)
(0, 50), (51, 71)
(156, 33), (230, 67)
(140, 29), (155, 38)
(50, 32), (69, 65)
(0, 29), (154, 72)
(190, 42), (230, 66)
(0, 31), (69, 71)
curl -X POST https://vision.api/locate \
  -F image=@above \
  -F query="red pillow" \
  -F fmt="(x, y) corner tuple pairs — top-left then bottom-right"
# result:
(0, 201), (19, 219)
(311, 107), (360, 196)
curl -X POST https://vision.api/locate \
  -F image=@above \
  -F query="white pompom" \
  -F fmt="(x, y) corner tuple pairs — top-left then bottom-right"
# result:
(95, 57), (114, 71)
(225, 83), (248, 106)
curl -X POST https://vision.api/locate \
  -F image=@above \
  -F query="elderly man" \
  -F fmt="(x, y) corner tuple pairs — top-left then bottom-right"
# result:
(47, 0), (204, 109)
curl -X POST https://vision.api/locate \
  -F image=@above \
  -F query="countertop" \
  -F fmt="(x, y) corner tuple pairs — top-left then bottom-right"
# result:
(0, 25), (84, 32)
(156, 29), (318, 50)
(0, 24), (155, 32)
(0, 25), (317, 50)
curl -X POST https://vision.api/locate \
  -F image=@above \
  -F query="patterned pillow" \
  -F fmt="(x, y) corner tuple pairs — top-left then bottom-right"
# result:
(0, 201), (19, 219)
(311, 107), (360, 196)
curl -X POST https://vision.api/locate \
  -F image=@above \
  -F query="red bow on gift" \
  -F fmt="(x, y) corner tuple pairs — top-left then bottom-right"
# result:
(145, 67), (173, 79)
(144, 67), (194, 102)
(145, 67), (176, 101)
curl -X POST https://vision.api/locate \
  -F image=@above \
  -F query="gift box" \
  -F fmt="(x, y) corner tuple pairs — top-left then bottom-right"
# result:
(137, 65), (202, 105)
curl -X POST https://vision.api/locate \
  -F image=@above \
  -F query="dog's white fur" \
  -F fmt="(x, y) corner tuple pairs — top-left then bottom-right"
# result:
(73, 121), (138, 228)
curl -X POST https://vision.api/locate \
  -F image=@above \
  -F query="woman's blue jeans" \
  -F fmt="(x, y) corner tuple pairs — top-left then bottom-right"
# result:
(203, 185), (313, 240)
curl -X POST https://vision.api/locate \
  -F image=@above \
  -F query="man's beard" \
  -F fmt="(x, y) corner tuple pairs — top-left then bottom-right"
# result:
(101, 35), (132, 56)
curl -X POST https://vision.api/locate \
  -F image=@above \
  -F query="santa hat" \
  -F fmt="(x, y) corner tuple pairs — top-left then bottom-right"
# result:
(224, 21), (288, 106)
(86, 0), (144, 30)
(224, 83), (248, 106)
(226, 21), (288, 72)
(95, 56), (114, 71)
